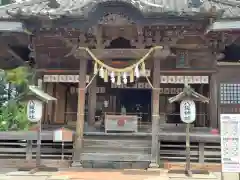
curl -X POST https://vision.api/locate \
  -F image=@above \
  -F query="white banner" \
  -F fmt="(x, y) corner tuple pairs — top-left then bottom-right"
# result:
(160, 76), (209, 84)
(43, 75), (209, 84)
(43, 70), (151, 83)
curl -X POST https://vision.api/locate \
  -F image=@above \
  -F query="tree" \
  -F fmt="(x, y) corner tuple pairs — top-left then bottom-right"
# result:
(0, 101), (29, 131)
(0, 66), (33, 131)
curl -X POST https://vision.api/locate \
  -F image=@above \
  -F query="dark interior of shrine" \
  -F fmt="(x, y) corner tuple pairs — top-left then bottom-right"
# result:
(222, 43), (240, 62)
(117, 88), (151, 122)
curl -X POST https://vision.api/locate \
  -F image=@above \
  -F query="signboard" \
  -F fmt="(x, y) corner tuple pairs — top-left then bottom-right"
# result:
(220, 114), (240, 172)
(27, 100), (43, 122)
(180, 100), (196, 123)
(53, 128), (73, 142)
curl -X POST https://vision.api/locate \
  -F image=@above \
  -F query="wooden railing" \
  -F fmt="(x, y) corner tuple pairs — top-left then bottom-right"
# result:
(0, 131), (73, 161)
(62, 112), (209, 132)
(0, 131), (220, 168)
(160, 141), (221, 163)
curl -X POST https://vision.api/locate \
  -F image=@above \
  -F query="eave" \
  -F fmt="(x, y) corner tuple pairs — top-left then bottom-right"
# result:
(0, 0), (234, 22)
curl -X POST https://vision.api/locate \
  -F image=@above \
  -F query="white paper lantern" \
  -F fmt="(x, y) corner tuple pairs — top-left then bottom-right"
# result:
(180, 100), (196, 124)
(27, 100), (43, 122)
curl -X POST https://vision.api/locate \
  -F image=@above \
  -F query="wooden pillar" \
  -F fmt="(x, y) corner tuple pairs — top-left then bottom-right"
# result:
(149, 57), (161, 168)
(88, 77), (97, 125)
(72, 58), (87, 167)
(209, 72), (218, 128)
(85, 25), (102, 126)
(209, 53), (218, 129)
(199, 84), (204, 127)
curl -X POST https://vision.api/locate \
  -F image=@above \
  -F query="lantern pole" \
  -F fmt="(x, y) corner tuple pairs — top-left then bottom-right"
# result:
(168, 82), (210, 177)
(36, 116), (42, 167)
(185, 122), (191, 176)
(183, 83), (192, 176)
(18, 86), (59, 173)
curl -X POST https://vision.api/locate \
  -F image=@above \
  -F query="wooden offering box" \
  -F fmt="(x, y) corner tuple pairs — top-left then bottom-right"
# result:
(105, 114), (138, 133)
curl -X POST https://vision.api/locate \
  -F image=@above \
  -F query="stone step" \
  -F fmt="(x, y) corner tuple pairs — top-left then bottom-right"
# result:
(82, 161), (149, 169)
(81, 152), (150, 161)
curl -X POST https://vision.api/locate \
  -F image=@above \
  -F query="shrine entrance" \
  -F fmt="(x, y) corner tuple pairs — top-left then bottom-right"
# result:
(119, 88), (151, 123)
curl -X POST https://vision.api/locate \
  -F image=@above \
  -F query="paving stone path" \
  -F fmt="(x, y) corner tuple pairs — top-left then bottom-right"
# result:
(0, 169), (238, 180)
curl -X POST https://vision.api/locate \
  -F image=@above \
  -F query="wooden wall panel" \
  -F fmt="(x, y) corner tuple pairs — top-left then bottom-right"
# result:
(55, 84), (67, 124)
(45, 83), (54, 124)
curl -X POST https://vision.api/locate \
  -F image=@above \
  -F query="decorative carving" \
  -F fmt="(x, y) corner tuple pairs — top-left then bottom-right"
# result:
(36, 23), (212, 52)
(176, 50), (189, 68)
(98, 13), (133, 25)
(206, 32), (240, 51)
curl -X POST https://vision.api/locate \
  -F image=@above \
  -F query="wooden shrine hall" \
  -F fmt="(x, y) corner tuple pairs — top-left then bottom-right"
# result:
(0, 0), (240, 168)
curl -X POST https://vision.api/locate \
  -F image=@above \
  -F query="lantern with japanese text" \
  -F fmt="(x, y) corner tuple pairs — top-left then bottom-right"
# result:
(27, 100), (43, 122)
(180, 99), (196, 123)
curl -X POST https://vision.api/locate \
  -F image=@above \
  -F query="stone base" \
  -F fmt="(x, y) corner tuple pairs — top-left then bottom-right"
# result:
(81, 161), (149, 169)
(149, 162), (159, 169)
(0, 159), (70, 169)
(71, 161), (83, 168)
(18, 165), (58, 173)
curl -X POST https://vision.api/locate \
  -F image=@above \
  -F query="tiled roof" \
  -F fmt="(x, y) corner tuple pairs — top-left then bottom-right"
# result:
(0, 0), (239, 19)
(202, 0), (240, 18)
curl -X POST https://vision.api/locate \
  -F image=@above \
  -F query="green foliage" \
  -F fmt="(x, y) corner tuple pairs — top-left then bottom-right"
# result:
(0, 101), (30, 131)
(0, 66), (33, 131)
(6, 66), (30, 85)
(6, 66), (31, 96)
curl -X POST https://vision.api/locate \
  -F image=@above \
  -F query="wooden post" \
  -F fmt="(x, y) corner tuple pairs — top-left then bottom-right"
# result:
(198, 142), (205, 164)
(88, 77), (97, 125)
(185, 123), (191, 176)
(209, 70), (218, 128)
(209, 73), (218, 128)
(72, 58), (87, 167)
(149, 57), (160, 168)
(209, 53), (218, 128)
(199, 84), (204, 127)
(26, 140), (32, 161)
(86, 25), (101, 126)
(36, 119), (42, 167)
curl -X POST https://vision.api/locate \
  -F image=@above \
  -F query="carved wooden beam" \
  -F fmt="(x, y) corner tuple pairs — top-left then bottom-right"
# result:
(36, 45), (170, 59)
(74, 48), (169, 59)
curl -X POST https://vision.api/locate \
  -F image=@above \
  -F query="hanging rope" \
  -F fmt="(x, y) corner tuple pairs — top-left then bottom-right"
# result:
(144, 72), (162, 90)
(69, 46), (164, 90)
(85, 70), (99, 90)
(78, 46), (162, 72)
